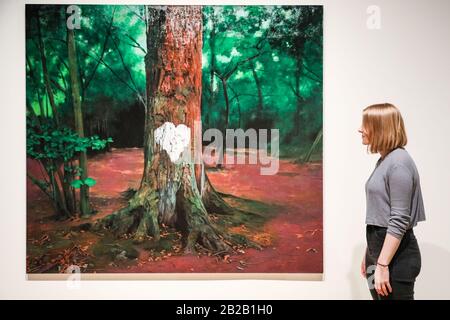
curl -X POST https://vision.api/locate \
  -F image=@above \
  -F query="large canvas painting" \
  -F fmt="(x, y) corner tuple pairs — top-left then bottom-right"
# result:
(26, 4), (323, 279)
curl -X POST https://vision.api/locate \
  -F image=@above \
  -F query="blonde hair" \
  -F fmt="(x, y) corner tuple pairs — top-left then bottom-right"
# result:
(362, 103), (407, 154)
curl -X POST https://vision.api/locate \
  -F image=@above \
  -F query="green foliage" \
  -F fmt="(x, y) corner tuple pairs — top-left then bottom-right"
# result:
(202, 5), (323, 148)
(83, 177), (97, 187)
(26, 116), (113, 165)
(26, 4), (322, 156)
(70, 177), (97, 189)
(70, 179), (84, 189)
(26, 5), (147, 120)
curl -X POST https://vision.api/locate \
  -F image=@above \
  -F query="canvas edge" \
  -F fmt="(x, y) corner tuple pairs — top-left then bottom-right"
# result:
(27, 273), (323, 281)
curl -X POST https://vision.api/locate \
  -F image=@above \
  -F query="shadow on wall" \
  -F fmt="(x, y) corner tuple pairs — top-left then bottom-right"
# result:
(415, 243), (450, 300)
(348, 242), (450, 299)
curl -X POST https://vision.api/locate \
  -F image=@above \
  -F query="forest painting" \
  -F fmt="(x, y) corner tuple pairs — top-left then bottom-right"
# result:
(26, 4), (323, 279)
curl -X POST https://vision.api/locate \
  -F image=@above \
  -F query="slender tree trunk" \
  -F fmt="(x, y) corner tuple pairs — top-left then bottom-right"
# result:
(67, 25), (91, 217)
(237, 99), (241, 128)
(26, 98), (40, 124)
(294, 56), (303, 136)
(36, 9), (59, 126)
(221, 78), (231, 129)
(216, 77), (231, 169)
(26, 56), (46, 117)
(251, 62), (263, 116)
(56, 164), (76, 214)
(28, 41), (76, 216)
(297, 128), (322, 163)
(206, 13), (217, 128)
(44, 159), (70, 218)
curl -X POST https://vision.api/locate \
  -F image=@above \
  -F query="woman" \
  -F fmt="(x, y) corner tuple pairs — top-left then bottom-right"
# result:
(358, 103), (426, 300)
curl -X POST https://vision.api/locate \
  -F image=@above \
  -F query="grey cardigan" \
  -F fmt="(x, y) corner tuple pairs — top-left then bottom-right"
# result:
(365, 147), (426, 239)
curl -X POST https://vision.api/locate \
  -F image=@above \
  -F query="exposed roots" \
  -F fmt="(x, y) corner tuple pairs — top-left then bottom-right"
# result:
(85, 171), (261, 257)
(183, 222), (262, 255)
(176, 167), (262, 255)
(202, 175), (235, 215)
(120, 187), (137, 200)
(92, 188), (160, 242)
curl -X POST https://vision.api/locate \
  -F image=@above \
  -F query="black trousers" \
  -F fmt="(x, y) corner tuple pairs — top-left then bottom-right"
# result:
(365, 225), (422, 300)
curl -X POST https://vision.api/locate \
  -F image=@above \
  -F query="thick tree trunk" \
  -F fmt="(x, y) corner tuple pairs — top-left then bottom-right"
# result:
(95, 6), (254, 255)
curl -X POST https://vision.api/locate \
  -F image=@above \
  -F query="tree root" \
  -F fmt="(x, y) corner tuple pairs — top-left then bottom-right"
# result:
(176, 168), (262, 256)
(201, 175), (235, 215)
(82, 171), (262, 257)
(91, 188), (160, 242)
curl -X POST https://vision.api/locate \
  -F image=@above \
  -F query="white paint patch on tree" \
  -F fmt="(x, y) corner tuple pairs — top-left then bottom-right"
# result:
(154, 122), (191, 163)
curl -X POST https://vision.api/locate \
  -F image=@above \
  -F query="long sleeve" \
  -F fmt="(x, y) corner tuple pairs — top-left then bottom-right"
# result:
(386, 163), (414, 239)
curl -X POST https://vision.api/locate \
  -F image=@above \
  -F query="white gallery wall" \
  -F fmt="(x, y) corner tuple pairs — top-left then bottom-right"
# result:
(0, 0), (449, 299)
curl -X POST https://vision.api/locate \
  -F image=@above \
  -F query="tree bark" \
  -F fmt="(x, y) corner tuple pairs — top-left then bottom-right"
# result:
(221, 78), (231, 129)
(293, 54), (303, 136)
(67, 25), (91, 217)
(26, 55), (46, 117)
(36, 9), (60, 126)
(206, 11), (217, 129)
(251, 61), (264, 117)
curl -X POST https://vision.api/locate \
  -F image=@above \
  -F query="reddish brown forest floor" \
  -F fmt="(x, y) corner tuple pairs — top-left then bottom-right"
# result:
(27, 148), (322, 274)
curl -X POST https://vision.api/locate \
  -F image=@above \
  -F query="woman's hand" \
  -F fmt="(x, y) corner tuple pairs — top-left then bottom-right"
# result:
(374, 264), (392, 296)
(374, 233), (401, 297)
(360, 253), (366, 278)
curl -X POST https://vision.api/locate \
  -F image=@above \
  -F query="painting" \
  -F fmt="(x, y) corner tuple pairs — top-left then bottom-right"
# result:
(26, 4), (323, 279)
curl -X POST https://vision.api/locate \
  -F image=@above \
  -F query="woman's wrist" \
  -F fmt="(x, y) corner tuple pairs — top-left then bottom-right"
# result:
(376, 261), (389, 268)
